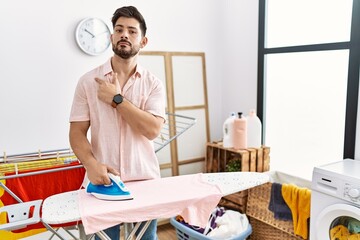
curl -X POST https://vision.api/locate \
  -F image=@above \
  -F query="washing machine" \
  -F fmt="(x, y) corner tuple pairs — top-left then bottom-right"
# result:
(310, 159), (360, 240)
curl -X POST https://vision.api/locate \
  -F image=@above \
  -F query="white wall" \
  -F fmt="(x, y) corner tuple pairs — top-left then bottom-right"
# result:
(0, 0), (259, 155)
(222, 1), (259, 124)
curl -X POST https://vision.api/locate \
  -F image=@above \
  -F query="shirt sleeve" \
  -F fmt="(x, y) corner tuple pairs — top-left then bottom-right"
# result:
(69, 78), (90, 122)
(145, 78), (166, 121)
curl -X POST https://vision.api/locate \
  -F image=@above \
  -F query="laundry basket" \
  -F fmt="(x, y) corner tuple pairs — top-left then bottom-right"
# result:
(246, 171), (311, 240)
(170, 217), (252, 240)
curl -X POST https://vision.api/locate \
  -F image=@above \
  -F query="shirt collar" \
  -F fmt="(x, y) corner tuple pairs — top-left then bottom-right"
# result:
(102, 58), (113, 76)
(102, 58), (143, 79)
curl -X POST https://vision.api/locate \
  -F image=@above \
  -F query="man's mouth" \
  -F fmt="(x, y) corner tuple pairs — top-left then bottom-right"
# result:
(118, 41), (131, 47)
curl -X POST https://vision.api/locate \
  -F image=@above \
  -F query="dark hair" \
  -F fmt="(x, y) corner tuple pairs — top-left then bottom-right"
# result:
(111, 6), (147, 36)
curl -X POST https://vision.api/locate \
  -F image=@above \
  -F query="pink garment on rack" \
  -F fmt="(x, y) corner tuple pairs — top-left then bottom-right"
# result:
(78, 173), (223, 234)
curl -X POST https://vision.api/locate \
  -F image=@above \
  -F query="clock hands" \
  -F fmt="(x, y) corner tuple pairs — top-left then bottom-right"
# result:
(84, 28), (109, 39)
(84, 28), (95, 38)
(94, 30), (110, 37)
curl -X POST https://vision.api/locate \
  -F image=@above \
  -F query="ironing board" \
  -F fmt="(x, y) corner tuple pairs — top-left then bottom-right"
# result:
(0, 113), (196, 239)
(41, 171), (270, 240)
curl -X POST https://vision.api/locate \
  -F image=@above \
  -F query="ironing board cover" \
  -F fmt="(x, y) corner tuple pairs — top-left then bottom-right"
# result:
(79, 173), (222, 234)
(41, 172), (270, 235)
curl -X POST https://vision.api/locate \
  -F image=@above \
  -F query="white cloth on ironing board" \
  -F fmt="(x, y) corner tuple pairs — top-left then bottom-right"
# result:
(78, 173), (223, 234)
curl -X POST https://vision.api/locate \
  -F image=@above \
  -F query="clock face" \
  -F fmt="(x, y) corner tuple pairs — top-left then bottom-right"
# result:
(75, 18), (111, 56)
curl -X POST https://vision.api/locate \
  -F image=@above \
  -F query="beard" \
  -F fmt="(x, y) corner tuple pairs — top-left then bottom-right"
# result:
(113, 40), (140, 59)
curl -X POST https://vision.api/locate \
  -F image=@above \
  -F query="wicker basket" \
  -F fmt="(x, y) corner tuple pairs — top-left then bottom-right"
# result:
(246, 182), (303, 240)
(249, 218), (300, 240)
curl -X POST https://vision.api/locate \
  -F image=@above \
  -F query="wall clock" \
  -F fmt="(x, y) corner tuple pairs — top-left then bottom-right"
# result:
(75, 18), (111, 56)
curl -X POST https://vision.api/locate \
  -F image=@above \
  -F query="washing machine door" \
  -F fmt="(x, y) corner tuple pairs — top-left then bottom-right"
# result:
(315, 203), (360, 239)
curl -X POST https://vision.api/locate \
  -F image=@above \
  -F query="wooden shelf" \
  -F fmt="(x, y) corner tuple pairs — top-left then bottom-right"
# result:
(205, 141), (270, 213)
(205, 142), (270, 173)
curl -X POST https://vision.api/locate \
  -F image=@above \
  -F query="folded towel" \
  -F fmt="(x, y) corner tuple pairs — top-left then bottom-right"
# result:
(282, 183), (311, 239)
(268, 182), (292, 221)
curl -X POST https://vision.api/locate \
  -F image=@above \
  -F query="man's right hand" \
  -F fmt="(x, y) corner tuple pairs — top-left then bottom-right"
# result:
(85, 161), (120, 185)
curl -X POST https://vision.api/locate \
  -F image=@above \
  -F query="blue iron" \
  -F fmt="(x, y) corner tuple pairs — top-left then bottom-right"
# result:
(86, 173), (133, 201)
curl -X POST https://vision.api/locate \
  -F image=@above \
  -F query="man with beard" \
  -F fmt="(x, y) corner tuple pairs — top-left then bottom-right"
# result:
(69, 6), (165, 240)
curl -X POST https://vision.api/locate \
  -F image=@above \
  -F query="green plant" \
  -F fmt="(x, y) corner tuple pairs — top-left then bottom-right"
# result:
(225, 158), (241, 172)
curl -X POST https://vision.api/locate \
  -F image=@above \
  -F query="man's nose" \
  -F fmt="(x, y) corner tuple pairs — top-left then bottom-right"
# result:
(120, 31), (129, 39)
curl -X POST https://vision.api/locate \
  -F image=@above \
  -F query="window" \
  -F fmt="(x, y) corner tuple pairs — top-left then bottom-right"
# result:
(258, 0), (359, 179)
(266, 0), (352, 48)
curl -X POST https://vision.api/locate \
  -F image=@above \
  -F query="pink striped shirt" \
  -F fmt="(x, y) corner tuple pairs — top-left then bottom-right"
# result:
(70, 58), (166, 182)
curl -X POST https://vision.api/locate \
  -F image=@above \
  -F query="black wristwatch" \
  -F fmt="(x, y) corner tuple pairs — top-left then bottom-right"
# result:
(111, 94), (123, 108)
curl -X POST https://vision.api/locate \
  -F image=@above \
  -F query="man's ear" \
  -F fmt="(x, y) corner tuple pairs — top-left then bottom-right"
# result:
(140, 36), (148, 48)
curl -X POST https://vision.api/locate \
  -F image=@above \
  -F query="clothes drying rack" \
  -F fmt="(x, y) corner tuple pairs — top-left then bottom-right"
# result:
(0, 112), (196, 240)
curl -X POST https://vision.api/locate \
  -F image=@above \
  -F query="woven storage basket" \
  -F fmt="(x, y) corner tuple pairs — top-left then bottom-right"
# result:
(246, 182), (302, 240)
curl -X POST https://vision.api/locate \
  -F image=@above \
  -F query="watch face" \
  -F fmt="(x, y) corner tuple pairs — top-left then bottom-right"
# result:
(113, 94), (123, 104)
(75, 18), (111, 56)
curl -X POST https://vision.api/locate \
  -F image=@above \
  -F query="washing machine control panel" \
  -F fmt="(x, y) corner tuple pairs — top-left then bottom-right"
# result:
(344, 183), (360, 203)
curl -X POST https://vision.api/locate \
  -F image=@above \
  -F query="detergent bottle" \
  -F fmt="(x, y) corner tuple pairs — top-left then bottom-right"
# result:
(246, 109), (262, 148)
(223, 112), (236, 148)
(233, 112), (247, 150)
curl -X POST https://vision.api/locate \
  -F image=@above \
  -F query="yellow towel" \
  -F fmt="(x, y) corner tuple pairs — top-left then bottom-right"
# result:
(330, 225), (350, 240)
(282, 183), (311, 239)
(329, 225), (360, 240)
(349, 234), (360, 240)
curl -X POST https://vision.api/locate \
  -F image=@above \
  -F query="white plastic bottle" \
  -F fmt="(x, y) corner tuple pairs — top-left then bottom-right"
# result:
(233, 112), (247, 150)
(246, 109), (262, 148)
(223, 112), (236, 148)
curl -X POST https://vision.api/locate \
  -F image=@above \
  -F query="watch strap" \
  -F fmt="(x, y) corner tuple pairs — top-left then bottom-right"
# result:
(111, 101), (118, 108)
